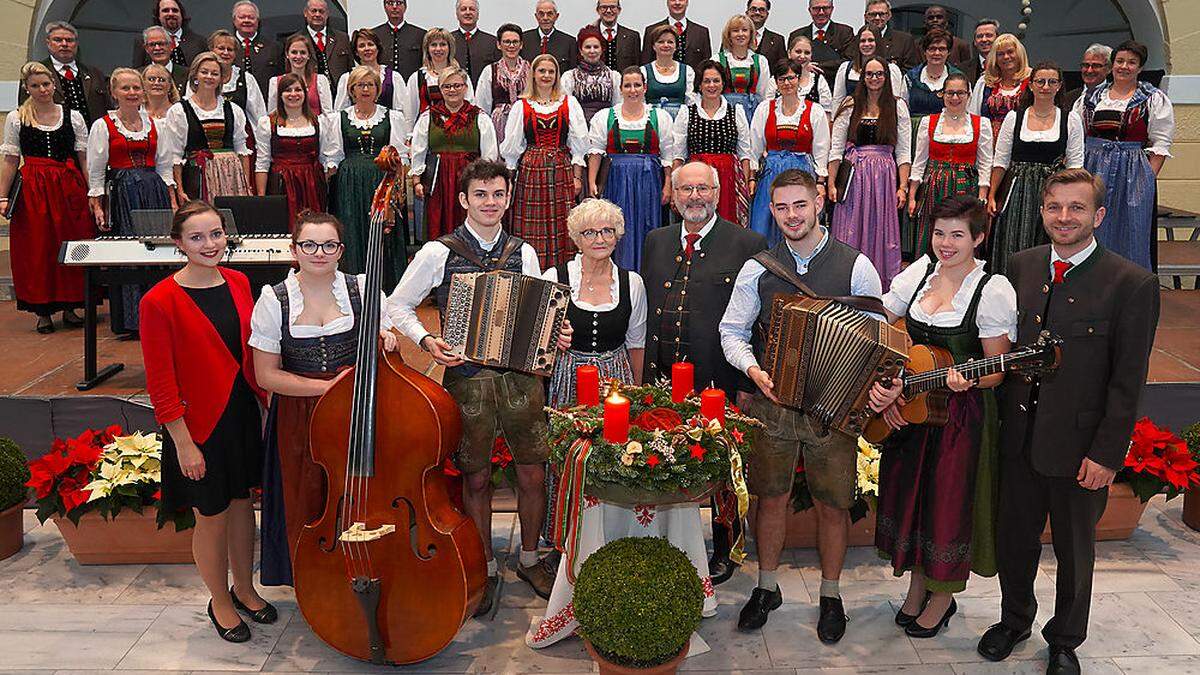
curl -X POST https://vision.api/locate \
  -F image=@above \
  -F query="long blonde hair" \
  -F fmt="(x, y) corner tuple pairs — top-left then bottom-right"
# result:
(983, 34), (1031, 88)
(521, 54), (563, 101)
(17, 61), (57, 126)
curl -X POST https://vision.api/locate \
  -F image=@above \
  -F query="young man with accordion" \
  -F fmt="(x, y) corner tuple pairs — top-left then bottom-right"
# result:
(718, 168), (895, 642)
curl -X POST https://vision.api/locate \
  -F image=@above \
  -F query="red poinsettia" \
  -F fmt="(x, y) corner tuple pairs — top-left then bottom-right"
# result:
(26, 426), (119, 524)
(645, 454), (661, 468)
(642, 394), (655, 405)
(1161, 446), (1200, 491)
(1125, 438), (1166, 476)
(633, 407), (684, 432)
(491, 436), (513, 469)
(689, 444), (706, 461)
(1122, 417), (1200, 502)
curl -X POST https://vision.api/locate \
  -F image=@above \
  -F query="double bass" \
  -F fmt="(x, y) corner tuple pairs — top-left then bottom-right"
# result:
(293, 147), (487, 664)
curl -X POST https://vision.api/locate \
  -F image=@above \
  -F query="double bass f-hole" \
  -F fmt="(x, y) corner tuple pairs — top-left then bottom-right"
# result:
(319, 496), (346, 553)
(393, 496), (437, 560)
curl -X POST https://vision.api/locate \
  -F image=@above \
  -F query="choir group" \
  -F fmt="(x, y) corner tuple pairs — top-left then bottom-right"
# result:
(0, 1), (1171, 674)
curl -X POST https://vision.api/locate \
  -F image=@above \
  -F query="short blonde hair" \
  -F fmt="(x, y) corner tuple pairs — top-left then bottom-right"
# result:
(566, 198), (625, 246)
(187, 51), (229, 91)
(422, 27), (460, 71)
(983, 34), (1031, 87)
(142, 63), (180, 103)
(346, 64), (382, 96)
(522, 54), (563, 101)
(721, 14), (756, 52)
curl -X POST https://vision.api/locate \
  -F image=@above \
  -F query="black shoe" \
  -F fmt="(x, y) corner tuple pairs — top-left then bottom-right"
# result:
(817, 596), (848, 644)
(207, 600), (251, 643)
(230, 586), (278, 624)
(61, 310), (84, 328)
(36, 317), (54, 334)
(1047, 646), (1081, 675)
(905, 598), (957, 638)
(473, 575), (499, 618)
(708, 553), (738, 586)
(895, 591), (931, 627)
(737, 586), (782, 631)
(977, 622), (1032, 662)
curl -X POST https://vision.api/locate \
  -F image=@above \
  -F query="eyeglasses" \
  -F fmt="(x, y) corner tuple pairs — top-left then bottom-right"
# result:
(1032, 78), (1061, 87)
(440, 82), (466, 90)
(925, 46), (948, 53)
(145, 40), (170, 48)
(383, 0), (406, 5)
(579, 227), (618, 241)
(296, 240), (345, 255)
(863, 71), (886, 79)
(777, 74), (799, 83)
(145, 75), (168, 84)
(942, 90), (969, 98)
(676, 185), (714, 196)
(500, 38), (522, 46)
(865, 11), (889, 18)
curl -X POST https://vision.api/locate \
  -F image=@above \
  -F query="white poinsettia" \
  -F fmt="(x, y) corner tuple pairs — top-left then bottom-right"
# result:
(83, 432), (165, 502)
(856, 437), (881, 497)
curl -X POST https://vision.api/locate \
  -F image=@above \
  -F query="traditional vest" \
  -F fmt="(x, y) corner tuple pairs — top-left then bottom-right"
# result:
(377, 66), (396, 108)
(522, 98), (570, 149)
(429, 106), (482, 154)
(339, 109), (391, 158)
(685, 103), (737, 155)
(926, 113), (981, 165)
(1011, 107), (1070, 165)
(182, 99), (235, 154)
(903, 258), (988, 361)
(103, 114), (157, 169)
(416, 69), (444, 117)
(18, 113), (76, 161)
(58, 68), (91, 124)
(557, 262), (632, 353)
(1082, 82), (1155, 146)
(764, 99), (815, 154)
(270, 121), (320, 167)
(644, 63), (687, 107)
(605, 108), (660, 154)
(272, 275), (362, 374)
(720, 52), (759, 95)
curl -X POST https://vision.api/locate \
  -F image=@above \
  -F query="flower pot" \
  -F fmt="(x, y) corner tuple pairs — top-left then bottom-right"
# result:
(54, 507), (193, 564)
(583, 638), (688, 675)
(0, 502), (24, 561)
(1184, 487), (1200, 532)
(1041, 482), (1148, 543)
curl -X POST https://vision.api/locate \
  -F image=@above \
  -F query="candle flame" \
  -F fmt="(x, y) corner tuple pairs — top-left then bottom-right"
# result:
(606, 379), (626, 403)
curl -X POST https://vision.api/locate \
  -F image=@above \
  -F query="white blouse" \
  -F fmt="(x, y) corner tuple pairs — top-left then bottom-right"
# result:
(333, 66), (407, 112)
(249, 270), (393, 354)
(715, 51), (776, 100)
(163, 97), (252, 164)
(253, 115), (337, 173)
(882, 256), (1017, 340)
(186, 66), (267, 123)
(584, 106), (678, 166)
(829, 97), (913, 164)
(541, 255), (647, 350)
(793, 72), (834, 116)
(670, 97), (754, 165)
(403, 67), (476, 141)
(321, 106), (408, 168)
(832, 61), (908, 105)
(910, 114), (994, 186)
(473, 61), (529, 116)
(85, 111), (176, 195)
(561, 68), (622, 109)
(266, 74), (334, 115)
(1070, 87), (1175, 157)
(993, 109), (1085, 170)
(499, 95), (590, 168)
(0, 106), (88, 157)
(749, 98), (831, 176)
(408, 108), (499, 176)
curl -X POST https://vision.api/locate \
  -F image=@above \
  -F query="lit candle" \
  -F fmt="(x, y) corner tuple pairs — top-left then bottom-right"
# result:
(603, 389), (631, 443)
(701, 387), (726, 422)
(671, 362), (694, 403)
(576, 365), (600, 407)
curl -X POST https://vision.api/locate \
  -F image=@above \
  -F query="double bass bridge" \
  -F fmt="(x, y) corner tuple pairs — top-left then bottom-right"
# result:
(339, 522), (397, 542)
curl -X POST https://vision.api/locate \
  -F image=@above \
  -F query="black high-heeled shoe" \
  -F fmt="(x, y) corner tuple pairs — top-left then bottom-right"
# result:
(905, 598), (957, 638)
(207, 600), (251, 643)
(230, 586), (278, 624)
(35, 316), (54, 334)
(895, 591), (931, 627)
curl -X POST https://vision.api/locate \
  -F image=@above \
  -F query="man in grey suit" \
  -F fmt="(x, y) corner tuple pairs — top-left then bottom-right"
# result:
(589, 0), (641, 72)
(521, 0), (576, 70)
(373, 0), (426, 80)
(640, 0), (712, 72)
(975, 168), (1160, 675)
(747, 0), (787, 76)
(789, 0), (856, 84)
(452, 0), (500, 87)
(302, 0), (353, 87)
(862, 0), (919, 69)
(959, 18), (999, 84)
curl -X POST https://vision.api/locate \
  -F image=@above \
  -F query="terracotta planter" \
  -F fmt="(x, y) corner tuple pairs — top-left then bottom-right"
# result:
(54, 507), (193, 565)
(583, 638), (688, 675)
(1183, 487), (1200, 532)
(1041, 482), (1147, 543)
(0, 502), (23, 561)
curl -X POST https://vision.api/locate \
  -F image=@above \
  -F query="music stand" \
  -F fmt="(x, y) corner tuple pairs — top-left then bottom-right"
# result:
(214, 195), (290, 234)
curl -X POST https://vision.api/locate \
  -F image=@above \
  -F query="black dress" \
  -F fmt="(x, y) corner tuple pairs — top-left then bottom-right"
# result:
(160, 283), (264, 517)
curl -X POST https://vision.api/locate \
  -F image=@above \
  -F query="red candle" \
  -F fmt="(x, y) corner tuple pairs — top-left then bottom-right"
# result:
(576, 365), (600, 407)
(701, 387), (726, 423)
(603, 390), (631, 443)
(671, 362), (695, 403)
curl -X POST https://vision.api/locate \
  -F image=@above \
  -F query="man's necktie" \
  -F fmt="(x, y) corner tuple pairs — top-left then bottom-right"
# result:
(243, 37), (251, 58)
(684, 233), (700, 260)
(606, 28), (614, 42)
(1053, 260), (1073, 284)
(464, 31), (472, 43)
(816, 28), (826, 43)
(62, 66), (75, 81)
(674, 21), (684, 35)
(540, 35), (549, 54)
(315, 31), (325, 52)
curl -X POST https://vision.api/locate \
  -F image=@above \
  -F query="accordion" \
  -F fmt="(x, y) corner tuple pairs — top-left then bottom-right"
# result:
(442, 270), (571, 376)
(762, 295), (910, 436)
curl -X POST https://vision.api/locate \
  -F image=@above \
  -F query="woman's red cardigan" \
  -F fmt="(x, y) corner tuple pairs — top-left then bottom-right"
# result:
(139, 267), (267, 444)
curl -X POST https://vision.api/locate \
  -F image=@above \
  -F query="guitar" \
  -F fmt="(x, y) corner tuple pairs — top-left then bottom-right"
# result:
(861, 335), (1062, 444)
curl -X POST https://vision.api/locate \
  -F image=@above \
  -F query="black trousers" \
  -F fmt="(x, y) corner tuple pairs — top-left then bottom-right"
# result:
(996, 450), (1109, 650)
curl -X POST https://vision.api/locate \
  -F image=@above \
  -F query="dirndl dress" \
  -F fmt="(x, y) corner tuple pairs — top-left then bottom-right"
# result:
(422, 105), (484, 240)
(910, 114), (982, 258)
(720, 52), (763, 124)
(598, 108), (665, 272)
(644, 62), (689, 118)
(682, 103), (748, 226)
(509, 99), (577, 268)
(178, 99), (251, 201)
(101, 114), (172, 333)
(486, 59), (529, 145)
(750, 99), (819, 246)
(265, 122), (327, 231)
(977, 80), (1028, 145)
(832, 121), (901, 289)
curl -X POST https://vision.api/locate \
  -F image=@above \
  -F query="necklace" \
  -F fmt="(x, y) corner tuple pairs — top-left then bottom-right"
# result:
(945, 112), (964, 122)
(581, 261), (613, 293)
(1030, 107), (1056, 119)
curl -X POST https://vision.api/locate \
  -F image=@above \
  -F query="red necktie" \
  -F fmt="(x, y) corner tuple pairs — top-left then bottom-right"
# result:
(315, 31), (325, 52)
(540, 35), (549, 54)
(62, 66), (75, 81)
(674, 21), (684, 35)
(684, 233), (700, 260)
(816, 28), (826, 43)
(1052, 260), (1073, 284)
(606, 28), (614, 42)
(243, 37), (251, 58)
(171, 35), (178, 50)
(464, 31), (472, 42)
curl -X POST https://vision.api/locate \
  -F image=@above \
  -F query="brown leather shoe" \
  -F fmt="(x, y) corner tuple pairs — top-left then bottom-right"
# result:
(516, 559), (555, 600)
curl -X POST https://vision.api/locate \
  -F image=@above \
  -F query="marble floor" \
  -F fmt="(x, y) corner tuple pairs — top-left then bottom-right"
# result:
(2, 499), (1200, 675)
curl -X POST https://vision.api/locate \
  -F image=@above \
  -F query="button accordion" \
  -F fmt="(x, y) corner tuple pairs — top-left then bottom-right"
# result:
(762, 295), (911, 436)
(442, 271), (570, 376)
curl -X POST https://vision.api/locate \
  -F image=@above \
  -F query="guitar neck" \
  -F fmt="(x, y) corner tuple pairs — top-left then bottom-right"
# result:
(903, 350), (1031, 396)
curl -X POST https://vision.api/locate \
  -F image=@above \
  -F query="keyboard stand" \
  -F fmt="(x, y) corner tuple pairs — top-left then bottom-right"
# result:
(77, 268), (124, 390)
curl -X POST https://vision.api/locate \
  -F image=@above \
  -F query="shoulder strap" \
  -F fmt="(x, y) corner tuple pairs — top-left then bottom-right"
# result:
(751, 250), (887, 316)
(494, 236), (523, 268)
(435, 232), (487, 269)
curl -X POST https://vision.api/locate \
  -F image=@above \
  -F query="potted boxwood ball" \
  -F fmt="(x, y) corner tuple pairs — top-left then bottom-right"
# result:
(0, 438), (30, 561)
(574, 536), (702, 675)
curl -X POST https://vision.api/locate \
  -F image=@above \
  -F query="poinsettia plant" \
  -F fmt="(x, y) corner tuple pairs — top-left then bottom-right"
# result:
(790, 436), (878, 522)
(26, 427), (194, 532)
(490, 436), (517, 488)
(1119, 417), (1200, 503)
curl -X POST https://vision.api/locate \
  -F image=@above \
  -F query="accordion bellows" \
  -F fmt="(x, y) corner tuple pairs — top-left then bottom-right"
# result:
(763, 295), (911, 436)
(443, 271), (571, 376)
